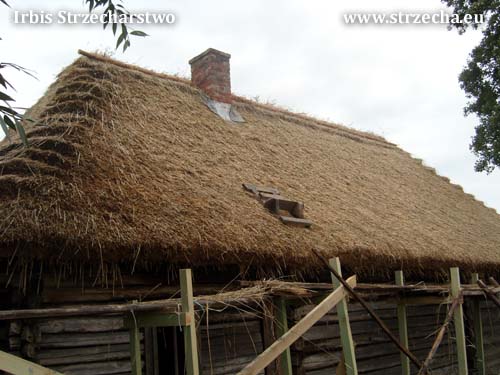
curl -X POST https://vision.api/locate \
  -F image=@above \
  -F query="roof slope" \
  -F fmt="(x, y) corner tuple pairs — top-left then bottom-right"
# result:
(0, 51), (499, 277)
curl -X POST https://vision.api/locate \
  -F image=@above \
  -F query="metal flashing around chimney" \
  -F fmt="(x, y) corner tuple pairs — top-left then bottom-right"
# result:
(202, 95), (245, 123)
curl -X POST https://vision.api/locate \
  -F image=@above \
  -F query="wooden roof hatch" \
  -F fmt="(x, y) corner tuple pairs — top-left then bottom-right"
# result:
(243, 183), (313, 228)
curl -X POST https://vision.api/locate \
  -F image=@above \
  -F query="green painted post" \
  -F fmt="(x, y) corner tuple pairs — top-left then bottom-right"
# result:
(180, 269), (199, 375)
(450, 267), (468, 375)
(330, 258), (358, 375)
(129, 323), (142, 375)
(276, 298), (293, 375)
(395, 271), (410, 375)
(471, 273), (485, 375)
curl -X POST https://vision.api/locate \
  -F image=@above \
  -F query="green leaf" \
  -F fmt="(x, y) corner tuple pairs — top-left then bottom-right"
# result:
(0, 116), (11, 143)
(0, 91), (14, 101)
(116, 32), (126, 49)
(123, 39), (130, 52)
(14, 120), (29, 147)
(112, 21), (117, 35)
(130, 30), (148, 37)
(0, 106), (19, 116)
(3, 115), (15, 130)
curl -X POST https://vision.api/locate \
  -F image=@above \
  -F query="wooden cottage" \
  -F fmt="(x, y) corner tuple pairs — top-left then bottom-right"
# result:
(0, 48), (499, 375)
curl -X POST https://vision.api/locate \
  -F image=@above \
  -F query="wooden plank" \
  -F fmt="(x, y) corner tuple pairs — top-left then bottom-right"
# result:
(279, 216), (312, 228)
(38, 317), (124, 333)
(330, 258), (357, 375)
(471, 273), (485, 375)
(0, 350), (63, 375)
(395, 270), (410, 375)
(276, 298), (293, 375)
(450, 267), (468, 375)
(124, 312), (191, 328)
(181, 269), (200, 375)
(237, 276), (356, 375)
(129, 323), (142, 375)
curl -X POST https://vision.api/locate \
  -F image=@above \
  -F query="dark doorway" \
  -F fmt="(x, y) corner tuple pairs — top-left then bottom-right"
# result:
(157, 327), (184, 375)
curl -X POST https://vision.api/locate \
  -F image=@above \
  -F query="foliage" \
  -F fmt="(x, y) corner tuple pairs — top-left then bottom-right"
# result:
(0, 0), (147, 146)
(443, 0), (500, 172)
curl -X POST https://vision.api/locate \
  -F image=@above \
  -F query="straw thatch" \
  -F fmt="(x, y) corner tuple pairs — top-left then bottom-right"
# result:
(0, 50), (499, 278)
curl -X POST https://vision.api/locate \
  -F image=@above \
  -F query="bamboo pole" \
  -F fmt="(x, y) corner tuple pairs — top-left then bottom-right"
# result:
(312, 249), (425, 372)
(471, 274), (485, 375)
(181, 269), (199, 375)
(331, 258), (357, 375)
(450, 267), (468, 375)
(395, 270), (410, 375)
(276, 298), (293, 375)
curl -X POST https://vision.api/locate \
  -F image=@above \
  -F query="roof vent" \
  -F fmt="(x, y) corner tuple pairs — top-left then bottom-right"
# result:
(243, 183), (313, 228)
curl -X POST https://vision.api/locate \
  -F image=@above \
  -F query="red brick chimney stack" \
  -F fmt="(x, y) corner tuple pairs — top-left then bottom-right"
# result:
(189, 48), (232, 103)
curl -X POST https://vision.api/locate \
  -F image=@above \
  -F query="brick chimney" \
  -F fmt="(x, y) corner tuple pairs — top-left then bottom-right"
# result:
(189, 48), (232, 103)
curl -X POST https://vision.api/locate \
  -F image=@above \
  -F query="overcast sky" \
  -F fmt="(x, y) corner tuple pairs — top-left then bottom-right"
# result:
(1, 0), (499, 211)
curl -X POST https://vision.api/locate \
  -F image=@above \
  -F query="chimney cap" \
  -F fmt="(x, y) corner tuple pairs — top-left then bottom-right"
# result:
(189, 48), (231, 65)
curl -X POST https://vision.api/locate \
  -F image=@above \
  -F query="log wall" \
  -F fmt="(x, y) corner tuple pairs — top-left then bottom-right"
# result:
(199, 312), (265, 375)
(2, 278), (499, 375)
(482, 300), (500, 375)
(291, 301), (459, 375)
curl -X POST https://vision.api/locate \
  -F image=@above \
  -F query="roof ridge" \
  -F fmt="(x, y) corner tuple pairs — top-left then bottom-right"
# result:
(78, 50), (396, 148)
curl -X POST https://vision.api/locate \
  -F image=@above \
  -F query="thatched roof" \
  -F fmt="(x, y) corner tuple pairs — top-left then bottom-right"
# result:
(0, 50), (499, 278)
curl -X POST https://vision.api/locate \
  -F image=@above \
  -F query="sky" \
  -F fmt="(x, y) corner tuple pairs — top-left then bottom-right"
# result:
(1, 0), (499, 211)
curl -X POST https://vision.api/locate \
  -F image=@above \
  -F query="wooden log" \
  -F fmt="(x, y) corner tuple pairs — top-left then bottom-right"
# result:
(37, 343), (133, 360)
(0, 286), (269, 321)
(40, 349), (132, 366)
(51, 359), (133, 375)
(478, 279), (500, 309)
(42, 284), (227, 304)
(39, 331), (141, 348)
(38, 317), (124, 333)
(0, 350), (64, 375)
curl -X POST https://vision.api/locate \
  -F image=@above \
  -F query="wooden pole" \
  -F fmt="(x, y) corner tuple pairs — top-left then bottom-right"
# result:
(417, 295), (461, 375)
(312, 249), (424, 371)
(129, 322), (142, 375)
(450, 267), (468, 375)
(181, 269), (199, 375)
(0, 350), (64, 375)
(395, 270), (410, 375)
(471, 274), (485, 375)
(331, 258), (357, 375)
(276, 298), (293, 375)
(477, 279), (500, 309)
(237, 276), (356, 375)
